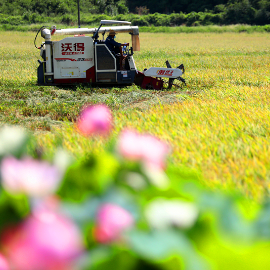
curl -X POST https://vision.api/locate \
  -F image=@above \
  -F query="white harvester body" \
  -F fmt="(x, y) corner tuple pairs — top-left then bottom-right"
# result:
(36, 20), (185, 89)
(52, 36), (94, 81)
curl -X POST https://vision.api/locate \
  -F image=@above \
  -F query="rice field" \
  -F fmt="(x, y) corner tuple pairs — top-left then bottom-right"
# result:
(1, 30), (270, 200)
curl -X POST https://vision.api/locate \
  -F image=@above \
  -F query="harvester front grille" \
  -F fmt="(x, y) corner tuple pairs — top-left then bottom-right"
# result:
(97, 72), (116, 82)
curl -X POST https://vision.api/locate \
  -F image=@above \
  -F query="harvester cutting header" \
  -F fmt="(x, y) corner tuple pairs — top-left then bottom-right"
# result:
(36, 20), (185, 90)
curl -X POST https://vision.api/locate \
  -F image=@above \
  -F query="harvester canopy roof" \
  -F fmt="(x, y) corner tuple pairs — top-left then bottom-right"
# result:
(54, 25), (139, 36)
(54, 24), (140, 51)
(100, 20), (131, 25)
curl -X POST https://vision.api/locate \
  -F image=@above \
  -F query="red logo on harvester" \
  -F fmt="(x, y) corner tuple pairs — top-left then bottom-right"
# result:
(61, 43), (85, 55)
(157, 70), (173, 76)
(74, 43), (84, 51)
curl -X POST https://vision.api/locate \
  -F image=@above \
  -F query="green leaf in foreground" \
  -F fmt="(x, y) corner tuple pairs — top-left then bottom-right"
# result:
(129, 229), (210, 270)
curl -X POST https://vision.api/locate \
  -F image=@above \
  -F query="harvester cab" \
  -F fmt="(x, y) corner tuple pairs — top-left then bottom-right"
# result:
(35, 20), (185, 90)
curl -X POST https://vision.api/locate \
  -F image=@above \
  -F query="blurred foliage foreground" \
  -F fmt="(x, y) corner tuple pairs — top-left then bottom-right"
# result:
(0, 104), (270, 270)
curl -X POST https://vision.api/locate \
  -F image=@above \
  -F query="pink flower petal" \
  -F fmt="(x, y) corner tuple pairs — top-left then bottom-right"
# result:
(0, 253), (9, 270)
(77, 105), (112, 137)
(117, 129), (143, 160)
(117, 129), (170, 169)
(2, 210), (83, 270)
(94, 203), (134, 243)
(140, 134), (170, 169)
(1, 156), (62, 197)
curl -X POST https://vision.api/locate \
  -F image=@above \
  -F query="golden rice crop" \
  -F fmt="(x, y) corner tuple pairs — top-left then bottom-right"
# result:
(1, 30), (270, 200)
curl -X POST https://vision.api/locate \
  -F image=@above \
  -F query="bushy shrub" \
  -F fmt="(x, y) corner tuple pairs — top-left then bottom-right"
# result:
(144, 13), (171, 26)
(0, 15), (24, 25)
(200, 12), (224, 25)
(2, 5), (270, 28)
(131, 17), (149, 26)
(211, 13), (225, 24)
(0, 15), (9, 25)
(186, 12), (200, 26)
(60, 14), (76, 25)
(115, 13), (141, 22)
(214, 4), (226, 13)
(264, 24), (270, 31)
(169, 12), (187, 26)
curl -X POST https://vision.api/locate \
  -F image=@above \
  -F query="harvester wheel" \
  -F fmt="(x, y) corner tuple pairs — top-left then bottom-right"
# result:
(165, 60), (186, 89)
(165, 77), (186, 90)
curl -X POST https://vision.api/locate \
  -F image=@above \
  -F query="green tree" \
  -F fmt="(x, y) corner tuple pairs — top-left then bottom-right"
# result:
(225, 0), (256, 24)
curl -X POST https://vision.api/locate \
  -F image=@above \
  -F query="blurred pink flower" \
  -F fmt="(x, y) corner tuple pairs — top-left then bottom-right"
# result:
(94, 203), (134, 243)
(0, 253), (9, 270)
(31, 195), (61, 215)
(117, 129), (170, 169)
(2, 210), (84, 270)
(116, 129), (143, 160)
(0, 156), (62, 197)
(77, 105), (112, 137)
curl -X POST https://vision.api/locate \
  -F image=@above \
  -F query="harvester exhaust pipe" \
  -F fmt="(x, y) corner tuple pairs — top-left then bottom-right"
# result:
(41, 28), (52, 74)
(40, 27), (56, 83)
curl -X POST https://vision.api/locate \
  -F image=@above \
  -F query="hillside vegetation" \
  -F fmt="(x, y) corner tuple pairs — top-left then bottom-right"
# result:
(0, 0), (270, 26)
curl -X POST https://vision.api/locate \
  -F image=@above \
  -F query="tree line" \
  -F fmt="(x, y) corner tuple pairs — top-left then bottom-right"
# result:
(0, 0), (269, 25)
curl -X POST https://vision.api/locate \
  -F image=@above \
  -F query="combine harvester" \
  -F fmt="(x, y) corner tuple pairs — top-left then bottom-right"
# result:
(35, 20), (185, 90)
